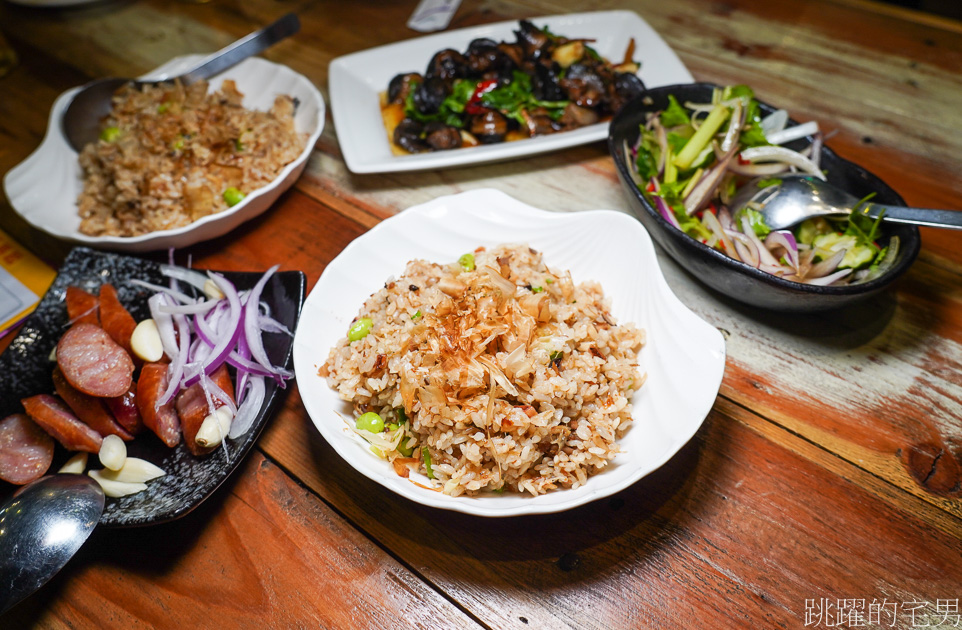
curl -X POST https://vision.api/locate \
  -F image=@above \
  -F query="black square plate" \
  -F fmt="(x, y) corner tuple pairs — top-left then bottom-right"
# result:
(0, 247), (305, 527)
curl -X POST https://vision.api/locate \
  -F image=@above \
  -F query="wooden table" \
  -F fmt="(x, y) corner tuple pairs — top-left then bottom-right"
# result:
(2, 0), (961, 627)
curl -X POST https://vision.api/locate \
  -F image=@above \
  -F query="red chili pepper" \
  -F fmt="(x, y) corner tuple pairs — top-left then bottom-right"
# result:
(707, 202), (718, 215)
(465, 79), (499, 115)
(737, 154), (751, 165)
(646, 181), (656, 192)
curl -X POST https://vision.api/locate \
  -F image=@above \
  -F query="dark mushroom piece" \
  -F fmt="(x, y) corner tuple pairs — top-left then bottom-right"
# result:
(412, 76), (450, 115)
(560, 63), (606, 109)
(558, 103), (599, 129)
(469, 109), (509, 144)
(608, 72), (647, 112)
(423, 122), (462, 151)
(514, 19), (551, 60)
(425, 48), (469, 81)
(531, 62), (566, 101)
(521, 108), (558, 136)
(387, 72), (423, 105)
(393, 118), (430, 153)
(496, 42), (524, 67)
(465, 38), (500, 74)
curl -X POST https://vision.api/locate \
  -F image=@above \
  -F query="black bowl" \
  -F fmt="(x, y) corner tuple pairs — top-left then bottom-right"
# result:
(608, 82), (921, 312)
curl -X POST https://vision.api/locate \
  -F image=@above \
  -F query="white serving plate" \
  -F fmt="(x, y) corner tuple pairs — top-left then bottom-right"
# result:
(328, 10), (693, 174)
(293, 189), (725, 517)
(3, 55), (325, 253)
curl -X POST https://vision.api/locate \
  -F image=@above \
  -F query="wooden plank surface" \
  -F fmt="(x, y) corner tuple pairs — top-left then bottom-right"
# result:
(1, 0), (961, 627)
(3, 450), (481, 629)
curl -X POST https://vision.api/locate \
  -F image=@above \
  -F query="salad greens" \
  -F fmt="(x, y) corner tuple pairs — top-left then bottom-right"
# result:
(630, 84), (898, 286)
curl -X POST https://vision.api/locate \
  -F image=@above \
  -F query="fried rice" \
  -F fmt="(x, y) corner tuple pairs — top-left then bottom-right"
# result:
(320, 244), (646, 497)
(77, 79), (306, 237)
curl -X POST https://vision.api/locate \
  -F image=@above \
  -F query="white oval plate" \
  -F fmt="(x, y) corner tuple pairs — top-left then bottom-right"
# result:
(3, 56), (325, 253)
(329, 10), (693, 174)
(293, 189), (725, 517)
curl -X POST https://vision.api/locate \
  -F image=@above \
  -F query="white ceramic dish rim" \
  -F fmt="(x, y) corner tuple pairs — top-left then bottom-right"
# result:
(292, 188), (726, 517)
(328, 10), (693, 173)
(3, 55), (325, 252)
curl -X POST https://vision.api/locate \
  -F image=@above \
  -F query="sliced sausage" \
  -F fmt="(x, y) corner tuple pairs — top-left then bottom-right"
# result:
(52, 366), (133, 441)
(0, 413), (55, 485)
(65, 286), (99, 326)
(98, 284), (137, 356)
(136, 362), (181, 448)
(105, 382), (144, 436)
(57, 322), (134, 398)
(21, 394), (103, 453)
(177, 364), (235, 456)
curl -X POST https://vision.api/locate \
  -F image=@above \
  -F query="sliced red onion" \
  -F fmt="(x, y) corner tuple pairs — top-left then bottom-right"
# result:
(739, 146), (826, 179)
(234, 322), (253, 400)
(809, 133), (824, 171)
(159, 312), (191, 407)
(141, 262), (294, 433)
(624, 141), (643, 187)
(808, 249), (846, 279)
(760, 109), (789, 136)
(702, 210), (735, 257)
(155, 299), (219, 316)
(228, 376), (266, 439)
(182, 277), (242, 388)
(685, 143), (738, 215)
(198, 372), (237, 417)
(226, 351), (289, 380)
(653, 192), (681, 229)
(718, 206), (735, 231)
(131, 279), (195, 305)
(765, 121), (819, 145)
(725, 161), (790, 177)
(764, 230), (800, 271)
(741, 216), (781, 267)
(726, 230), (761, 267)
(803, 268), (852, 286)
(242, 265), (281, 375)
(161, 264), (212, 294)
(148, 293), (179, 360)
(258, 315), (292, 336)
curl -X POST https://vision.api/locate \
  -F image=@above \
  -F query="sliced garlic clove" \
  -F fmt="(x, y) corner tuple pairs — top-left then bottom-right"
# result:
(130, 318), (164, 362)
(196, 406), (233, 449)
(203, 278), (225, 300)
(58, 452), (88, 474)
(98, 434), (127, 471)
(88, 470), (147, 497)
(97, 457), (166, 484)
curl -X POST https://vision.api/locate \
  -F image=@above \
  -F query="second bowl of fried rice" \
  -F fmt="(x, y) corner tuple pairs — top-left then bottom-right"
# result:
(4, 55), (324, 252)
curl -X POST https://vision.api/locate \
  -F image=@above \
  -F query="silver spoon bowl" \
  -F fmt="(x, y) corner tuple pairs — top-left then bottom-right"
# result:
(0, 474), (105, 614)
(61, 13), (300, 153)
(730, 173), (962, 231)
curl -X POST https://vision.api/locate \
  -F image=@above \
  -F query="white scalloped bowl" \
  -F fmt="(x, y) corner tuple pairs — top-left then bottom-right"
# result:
(293, 189), (726, 517)
(3, 56), (324, 253)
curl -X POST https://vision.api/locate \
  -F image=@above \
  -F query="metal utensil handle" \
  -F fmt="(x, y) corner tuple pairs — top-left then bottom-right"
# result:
(179, 13), (300, 85)
(867, 203), (962, 230)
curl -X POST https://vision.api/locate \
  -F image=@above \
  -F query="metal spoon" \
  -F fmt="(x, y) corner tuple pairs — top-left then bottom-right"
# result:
(729, 174), (962, 231)
(61, 12), (300, 152)
(0, 474), (105, 614)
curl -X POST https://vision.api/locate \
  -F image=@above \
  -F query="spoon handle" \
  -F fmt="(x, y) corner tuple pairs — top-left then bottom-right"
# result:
(867, 203), (962, 230)
(178, 13), (301, 85)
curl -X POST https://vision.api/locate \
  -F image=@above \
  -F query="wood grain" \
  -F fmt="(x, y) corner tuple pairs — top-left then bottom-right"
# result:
(257, 387), (962, 629)
(3, 451), (481, 629)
